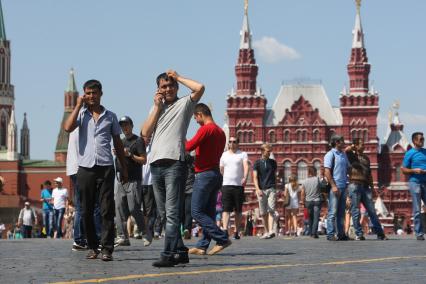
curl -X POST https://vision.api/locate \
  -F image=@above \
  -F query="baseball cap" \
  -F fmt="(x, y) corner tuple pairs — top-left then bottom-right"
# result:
(119, 116), (133, 127)
(330, 134), (344, 145)
(54, 177), (63, 183)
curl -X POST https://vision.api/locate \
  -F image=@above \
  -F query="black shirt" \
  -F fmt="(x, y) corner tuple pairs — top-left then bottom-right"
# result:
(253, 158), (277, 190)
(116, 134), (146, 181)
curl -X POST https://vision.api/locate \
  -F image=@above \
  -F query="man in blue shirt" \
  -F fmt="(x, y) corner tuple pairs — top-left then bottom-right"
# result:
(324, 134), (349, 241)
(64, 79), (128, 261)
(402, 132), (426, 240)
(40, 180), (54, 238)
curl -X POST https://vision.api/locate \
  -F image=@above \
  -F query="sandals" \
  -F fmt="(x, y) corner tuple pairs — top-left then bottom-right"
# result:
(86, 249), (100, 259)
(101, 252), (113, 261)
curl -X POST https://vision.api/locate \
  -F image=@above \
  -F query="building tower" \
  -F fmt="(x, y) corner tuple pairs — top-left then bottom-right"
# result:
(6, 107), (17, 160)
(55, 68), (78, 163)
(226, 0), (266, 144)
(0, 0), (15, 159)
(20, 112), (30, 159)
(340, 0), (380, 183)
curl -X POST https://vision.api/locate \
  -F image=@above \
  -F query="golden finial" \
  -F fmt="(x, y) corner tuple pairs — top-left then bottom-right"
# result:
(356, 0), (362, 13)
(244, 0), (249, 15)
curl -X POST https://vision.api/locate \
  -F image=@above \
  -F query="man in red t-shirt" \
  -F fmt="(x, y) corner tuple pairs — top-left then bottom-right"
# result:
(185, 103), (231, 256)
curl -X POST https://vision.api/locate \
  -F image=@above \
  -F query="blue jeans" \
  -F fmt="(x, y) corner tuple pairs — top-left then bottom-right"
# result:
(151, 160), (187, 257)
(191, 170), (228, 250)
(42, 209), (54, 237)
(305, 201), (321, 236)
(55, 208), (66, 238)
(71, 174), (101, 245)
(327, 187), (347, 238)
(408, 181), (426, 236)
(348, 183), (384, 236)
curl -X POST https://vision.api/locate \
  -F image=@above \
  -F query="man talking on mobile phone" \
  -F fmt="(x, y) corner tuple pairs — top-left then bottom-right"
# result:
(142, 70), (204, 267)
(64, 79), (128, 261)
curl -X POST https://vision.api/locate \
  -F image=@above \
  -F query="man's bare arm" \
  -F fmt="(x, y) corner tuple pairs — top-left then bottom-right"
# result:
(167, 70), (205, 102)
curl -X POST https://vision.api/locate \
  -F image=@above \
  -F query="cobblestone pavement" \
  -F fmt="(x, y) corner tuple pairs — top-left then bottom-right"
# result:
(1, 235), (426, 283)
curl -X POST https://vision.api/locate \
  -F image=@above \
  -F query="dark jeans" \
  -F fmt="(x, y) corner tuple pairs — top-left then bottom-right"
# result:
(23, 225), (32, 238)
(151, 160), (187, 257)
(54, 208), (66, 238)
(77, 165), (115, 253)
(71, 174), (101, 246)
(191, 169), (228, 250)
(42, 209), (54, 237)
(306, 201), (321, 236)
(182, 193), (193, 232)
(348, 183), (384, 236)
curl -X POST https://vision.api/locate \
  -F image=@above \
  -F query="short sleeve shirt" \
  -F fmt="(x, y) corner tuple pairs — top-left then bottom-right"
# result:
(324, 148), (349, 189)
(403, 148), (426, 183)
(41, 189), (53, 210)
(142, 144), (152, 185)
(115, 134), (146, 181)
(148, 95), (196, 164)
(66, 129), (79, 176)
(220, 150), (248, 186)
(76, 106), (121, 167)
(303, 176), (321, 202)
(52, 188), (68, 210)
(253, 158), (277, 190)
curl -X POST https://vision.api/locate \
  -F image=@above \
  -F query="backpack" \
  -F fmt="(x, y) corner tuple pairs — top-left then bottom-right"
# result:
(320, 151), (336, 194)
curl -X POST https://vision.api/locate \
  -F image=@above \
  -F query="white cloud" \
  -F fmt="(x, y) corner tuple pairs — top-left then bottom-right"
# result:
(253, 36), (301, 63)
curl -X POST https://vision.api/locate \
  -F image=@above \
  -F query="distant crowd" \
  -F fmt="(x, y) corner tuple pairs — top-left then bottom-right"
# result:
(1, 70), (426, 268)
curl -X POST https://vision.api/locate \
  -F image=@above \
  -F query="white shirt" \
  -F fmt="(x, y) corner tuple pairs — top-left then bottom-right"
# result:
(66, 129), (79, 176)
(52, 187), (68, 209)
(142, 145), (152, 185)
(220, 150), (248, 186)
(22, 209), (34, 226)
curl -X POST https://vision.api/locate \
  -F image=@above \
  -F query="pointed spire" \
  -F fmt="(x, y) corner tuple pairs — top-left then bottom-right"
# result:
(240, 0), (251, 49)
(352, 0), (364, 48)
(66, 68), (77, 92)
(20, 112), (30, 160)
(0, 0), (6, 40)
(7, 108), (18, 160)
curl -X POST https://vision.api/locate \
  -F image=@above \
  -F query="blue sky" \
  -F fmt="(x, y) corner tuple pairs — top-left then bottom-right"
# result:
(3, 0), (426, 160)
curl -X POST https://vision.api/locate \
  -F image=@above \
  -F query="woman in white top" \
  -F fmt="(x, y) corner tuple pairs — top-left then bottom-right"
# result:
(284, 175), (300, 236)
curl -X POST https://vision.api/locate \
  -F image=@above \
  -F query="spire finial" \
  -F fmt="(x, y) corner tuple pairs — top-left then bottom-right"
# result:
(244, 0), (249, 15)
(356, 0), (362, 14)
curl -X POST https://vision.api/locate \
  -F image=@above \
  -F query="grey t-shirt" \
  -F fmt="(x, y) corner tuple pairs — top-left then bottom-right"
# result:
(303, 176), (321, 202)
(149, 95), (196, 164)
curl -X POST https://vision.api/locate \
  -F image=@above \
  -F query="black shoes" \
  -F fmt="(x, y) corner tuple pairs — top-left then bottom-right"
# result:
(416, 235), (425, 241)
(233, 232), (240, 240)
(152, 252), (189, 267)
(377, 233), (388, 240)
(327, 236), (338, 241)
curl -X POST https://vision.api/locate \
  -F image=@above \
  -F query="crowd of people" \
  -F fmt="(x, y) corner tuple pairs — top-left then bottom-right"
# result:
(2, 70), (426, 268)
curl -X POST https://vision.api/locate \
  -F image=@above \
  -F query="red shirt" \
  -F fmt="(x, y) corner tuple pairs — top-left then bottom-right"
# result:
(185, 122), (226, 173)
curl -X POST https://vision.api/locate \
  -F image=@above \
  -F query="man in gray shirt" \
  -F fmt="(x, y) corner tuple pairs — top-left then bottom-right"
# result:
(301, 167), (321, 238)
(64, 79), (128, 261)
(142, 70), (204, 267)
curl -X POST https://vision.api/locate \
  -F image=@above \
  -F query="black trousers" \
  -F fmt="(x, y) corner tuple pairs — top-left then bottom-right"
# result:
(77, 165), (115, 253)
(182, 193), (193, 231)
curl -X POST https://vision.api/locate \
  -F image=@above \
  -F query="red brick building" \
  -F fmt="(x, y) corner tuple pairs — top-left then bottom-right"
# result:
(226, 2), (412, 233)
(0, 1), (75, 226)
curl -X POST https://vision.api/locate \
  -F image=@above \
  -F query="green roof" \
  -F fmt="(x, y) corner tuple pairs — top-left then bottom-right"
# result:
(0, 0), (6, 40)
(55, 112), (70, 152)
(22, 160), (65, 168)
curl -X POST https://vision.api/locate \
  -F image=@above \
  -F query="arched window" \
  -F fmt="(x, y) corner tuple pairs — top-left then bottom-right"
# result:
(248, 131), (254, 143)
(313, 129), (319, 142)
(351, 129), (358, 140)
(313, 161), (321, 177)
(284, 161), (292, 183)
(243, 132), (247, 143)
(395, 165), (401, 182)
(269, 131), (276, 143)
(302, 130), (307, 142)
(237, 131), (243, 144)
(0, 112), (8, 148)
(297, 130), (303, 142)
(297, 161), (308, 182)
(284, 130), (290, 142)
(363, 130), (368, 142)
